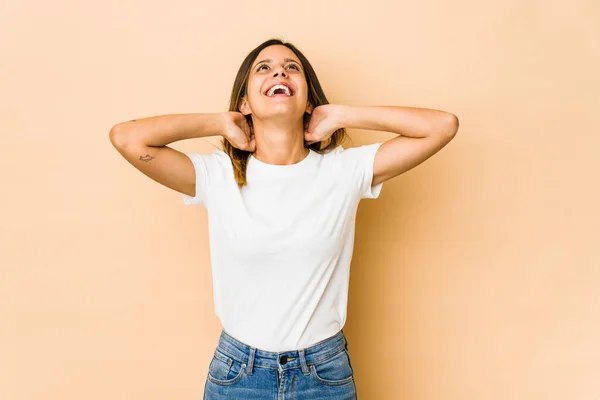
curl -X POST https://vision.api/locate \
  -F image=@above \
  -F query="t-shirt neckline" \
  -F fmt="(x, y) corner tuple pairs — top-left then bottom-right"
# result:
(246, 148), (319, 179)
(249, 149), (316, 169)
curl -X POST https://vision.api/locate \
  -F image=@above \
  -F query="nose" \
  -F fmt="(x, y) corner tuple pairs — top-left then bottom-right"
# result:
(273, 67), (287, 78)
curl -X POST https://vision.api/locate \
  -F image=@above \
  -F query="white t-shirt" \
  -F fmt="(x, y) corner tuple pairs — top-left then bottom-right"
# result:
(182, 143), (383, 352)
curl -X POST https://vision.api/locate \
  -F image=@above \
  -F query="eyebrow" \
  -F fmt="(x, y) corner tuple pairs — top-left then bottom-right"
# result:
(253, 58), (301, 68)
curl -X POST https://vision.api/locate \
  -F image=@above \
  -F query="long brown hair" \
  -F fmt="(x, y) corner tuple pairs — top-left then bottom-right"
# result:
(222, 38), (347, 188)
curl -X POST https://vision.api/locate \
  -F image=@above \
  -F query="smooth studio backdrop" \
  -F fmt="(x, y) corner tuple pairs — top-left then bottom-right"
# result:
(1, 0), (599, 399)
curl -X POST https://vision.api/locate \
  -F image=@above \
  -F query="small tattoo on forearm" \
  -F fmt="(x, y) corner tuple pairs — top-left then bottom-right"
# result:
(139, 154), (154, 162)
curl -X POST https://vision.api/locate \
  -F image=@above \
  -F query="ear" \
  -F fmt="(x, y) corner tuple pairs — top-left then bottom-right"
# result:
(305, 102), (314, 115)
(239, 96), (252, 116)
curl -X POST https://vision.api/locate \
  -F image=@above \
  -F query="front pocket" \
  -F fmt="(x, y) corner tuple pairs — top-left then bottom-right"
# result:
(309, 348), (354, 386)
(207, 349), (246, 386)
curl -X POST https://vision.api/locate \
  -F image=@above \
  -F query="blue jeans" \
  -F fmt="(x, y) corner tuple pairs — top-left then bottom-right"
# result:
(203, 329), (358, 399)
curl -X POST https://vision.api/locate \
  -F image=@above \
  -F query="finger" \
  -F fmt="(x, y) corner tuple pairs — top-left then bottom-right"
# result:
(304, 134), (317, 145)
(306, 117), (316, 134)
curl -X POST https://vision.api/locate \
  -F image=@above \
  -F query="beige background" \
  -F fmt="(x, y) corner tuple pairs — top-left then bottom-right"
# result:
(1, 0), (599, 399)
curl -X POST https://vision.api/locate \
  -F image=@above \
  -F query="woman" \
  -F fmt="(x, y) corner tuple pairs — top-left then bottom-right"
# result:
(109, 38), (459, 399)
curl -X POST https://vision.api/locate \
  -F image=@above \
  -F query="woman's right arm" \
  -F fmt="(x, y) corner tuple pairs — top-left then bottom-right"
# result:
(108, 113), (226, 197)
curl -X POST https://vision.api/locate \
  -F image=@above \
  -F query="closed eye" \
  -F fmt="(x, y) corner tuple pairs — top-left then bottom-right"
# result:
(255, 63), (301, 72)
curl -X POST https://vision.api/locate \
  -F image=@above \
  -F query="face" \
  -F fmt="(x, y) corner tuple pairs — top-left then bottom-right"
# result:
(239, 45), (313, 121)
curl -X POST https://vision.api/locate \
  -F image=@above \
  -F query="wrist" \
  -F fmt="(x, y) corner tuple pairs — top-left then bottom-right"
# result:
(218, 112), (234, 137)
(333, 104), (354, 129)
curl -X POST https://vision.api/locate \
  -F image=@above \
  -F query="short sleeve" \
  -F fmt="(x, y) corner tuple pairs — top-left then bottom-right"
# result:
(182, 150), (227, 206)
(341, 143), (384, 199)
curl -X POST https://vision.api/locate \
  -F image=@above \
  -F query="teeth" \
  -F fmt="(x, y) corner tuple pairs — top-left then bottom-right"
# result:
(267, 84), (292, 96)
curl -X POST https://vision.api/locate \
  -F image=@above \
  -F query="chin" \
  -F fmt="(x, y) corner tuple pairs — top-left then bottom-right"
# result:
(260, 107), (303, 120)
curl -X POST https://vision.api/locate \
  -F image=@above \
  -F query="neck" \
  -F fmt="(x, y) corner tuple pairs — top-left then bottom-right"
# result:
(251, 117), (309, 165)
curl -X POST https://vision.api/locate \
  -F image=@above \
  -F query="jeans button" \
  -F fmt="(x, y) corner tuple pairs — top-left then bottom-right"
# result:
(279, 355), (288, 365)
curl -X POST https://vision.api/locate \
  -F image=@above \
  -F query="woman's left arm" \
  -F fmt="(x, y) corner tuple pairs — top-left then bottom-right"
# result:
(329, 105), (459, 186)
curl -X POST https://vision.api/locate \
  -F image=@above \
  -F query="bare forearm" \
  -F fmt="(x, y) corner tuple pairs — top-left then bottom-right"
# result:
(110, 113), (225, 147)
(336, 105), (458, 138)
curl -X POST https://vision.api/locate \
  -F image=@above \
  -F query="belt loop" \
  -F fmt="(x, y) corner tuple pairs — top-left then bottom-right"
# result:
(298, 349), (310, 375)
(246, 347), (256, 375)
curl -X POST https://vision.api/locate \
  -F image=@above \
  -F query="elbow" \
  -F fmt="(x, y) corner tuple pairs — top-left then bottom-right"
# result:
(441, 113), (459, 139)
(109, 124), (128, 149)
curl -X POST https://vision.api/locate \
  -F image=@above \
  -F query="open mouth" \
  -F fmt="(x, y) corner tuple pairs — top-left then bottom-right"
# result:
(264, 83), (295, 97)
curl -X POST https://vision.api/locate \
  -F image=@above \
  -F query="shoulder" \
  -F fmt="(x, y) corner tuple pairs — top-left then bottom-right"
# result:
(185, 149), (234, 184)
(322, 143), (382, 164)
(321, 143), (384, 199)
(187, 149), (231, 167)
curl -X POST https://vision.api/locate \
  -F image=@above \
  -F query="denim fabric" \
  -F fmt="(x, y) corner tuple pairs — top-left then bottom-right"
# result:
(203, 329), (357, 399)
